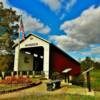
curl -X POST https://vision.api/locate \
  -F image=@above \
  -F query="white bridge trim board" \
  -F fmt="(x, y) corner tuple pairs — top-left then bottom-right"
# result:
(62, 68), (72, 73)
(82, 67), (94, 74)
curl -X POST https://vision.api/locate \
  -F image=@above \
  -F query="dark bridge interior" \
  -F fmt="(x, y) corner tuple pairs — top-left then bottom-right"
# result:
(21, 46), (44, 71)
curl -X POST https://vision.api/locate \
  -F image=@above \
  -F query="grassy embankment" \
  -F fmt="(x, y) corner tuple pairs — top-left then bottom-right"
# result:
(90, 70), (100, 91)
(3, 93), (100, 100)
(0, 69), (100, 100)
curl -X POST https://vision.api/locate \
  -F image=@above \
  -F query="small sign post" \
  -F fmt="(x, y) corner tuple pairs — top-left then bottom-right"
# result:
(82, 67), (94, 92)
(62, 68), (72, 83)
(67, 73), (70, 83)
(87, 71), (91, 92)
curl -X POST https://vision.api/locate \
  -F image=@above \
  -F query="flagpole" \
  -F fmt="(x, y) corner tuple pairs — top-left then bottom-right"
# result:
(17, 15), (25, 77)
(17, 15), (22, 77)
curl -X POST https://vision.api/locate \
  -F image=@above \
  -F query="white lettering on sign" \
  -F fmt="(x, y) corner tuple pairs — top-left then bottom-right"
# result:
(25, 43), (38, 47)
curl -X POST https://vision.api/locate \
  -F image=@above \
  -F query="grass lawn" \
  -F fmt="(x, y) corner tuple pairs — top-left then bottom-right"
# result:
(0, 70), (100, 100)
(0, 84), (26, 92)
(90, 70), (100, 91)
(3, 93), (100, 100)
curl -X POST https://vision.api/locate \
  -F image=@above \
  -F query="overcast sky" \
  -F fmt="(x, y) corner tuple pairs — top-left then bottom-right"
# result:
(1, 0), (100, 62)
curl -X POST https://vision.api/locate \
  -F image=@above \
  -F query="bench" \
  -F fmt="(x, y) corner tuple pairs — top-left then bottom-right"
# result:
(46, 80), (61, 91)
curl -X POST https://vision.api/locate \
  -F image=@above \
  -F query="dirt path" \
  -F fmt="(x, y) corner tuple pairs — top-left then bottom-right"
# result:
(0, 81), (95, 100)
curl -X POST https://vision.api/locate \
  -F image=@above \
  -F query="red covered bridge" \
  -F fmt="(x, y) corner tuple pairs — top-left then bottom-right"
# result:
(14, 34), (81, 79)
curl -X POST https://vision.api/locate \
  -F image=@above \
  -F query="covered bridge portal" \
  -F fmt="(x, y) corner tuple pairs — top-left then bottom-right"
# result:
(14, 34), (81, 78)
(20, 46), (44, 72)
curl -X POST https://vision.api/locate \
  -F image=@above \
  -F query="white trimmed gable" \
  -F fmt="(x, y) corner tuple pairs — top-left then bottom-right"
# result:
(14, 34), (50, 78)
(15, 34), (50, 49)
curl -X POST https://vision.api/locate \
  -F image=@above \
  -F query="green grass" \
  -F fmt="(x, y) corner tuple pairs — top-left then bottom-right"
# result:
(90, 70), (100, 91)
(0, 84), (25, 92)
(0, 70), (100, 100)
(4, 94), (100, 100)
(82, 69), (100, 91)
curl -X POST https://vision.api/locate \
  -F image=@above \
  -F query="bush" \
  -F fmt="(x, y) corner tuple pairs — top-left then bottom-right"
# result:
(5, 71), (11, 76)
(0, 77), (2, 80)
(70, 74), (85, 87)
(0, 55), (14, 71)
(51, 72), (60, 80)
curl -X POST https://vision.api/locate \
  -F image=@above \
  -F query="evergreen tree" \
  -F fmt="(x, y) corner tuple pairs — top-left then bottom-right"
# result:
(0, 2), (20, 52)
(0, 2), (20, 71)
(81, 57), (94, 71)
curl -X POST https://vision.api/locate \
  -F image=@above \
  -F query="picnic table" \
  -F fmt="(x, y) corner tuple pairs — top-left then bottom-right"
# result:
(46, 80), (61, 91)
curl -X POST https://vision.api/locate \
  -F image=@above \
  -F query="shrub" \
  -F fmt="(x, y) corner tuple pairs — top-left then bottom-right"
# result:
(70, 74), (85, 87)
(51, 72), (60, 80)
(0, 77), (2, 80)
(0, 55), (14, 71)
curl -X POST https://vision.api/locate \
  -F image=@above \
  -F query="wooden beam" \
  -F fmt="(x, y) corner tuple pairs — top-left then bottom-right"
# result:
(67, 73), (70, 83)
(81, 67), (94, 92)
(87, 72), (91, 92)
(82, 67), (94, 75)
(64, 74), (67, 82)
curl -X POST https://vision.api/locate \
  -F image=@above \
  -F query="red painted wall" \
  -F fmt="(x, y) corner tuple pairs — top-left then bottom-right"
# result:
(50, 45), (81, 75)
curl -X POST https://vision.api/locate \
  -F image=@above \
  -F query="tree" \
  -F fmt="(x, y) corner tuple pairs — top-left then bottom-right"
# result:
(94, 62), (100, 70)
(0, 55), (14, 71)
(0, 2), (20, 71)
(81, 57), (94, 71)
(0, 2), (20, 52)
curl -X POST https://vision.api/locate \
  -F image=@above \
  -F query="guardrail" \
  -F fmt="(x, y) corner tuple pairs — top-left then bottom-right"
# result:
(0, 71), (45, 79)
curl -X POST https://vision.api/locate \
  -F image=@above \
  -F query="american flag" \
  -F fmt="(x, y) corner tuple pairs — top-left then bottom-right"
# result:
(19, 17), (25, 40)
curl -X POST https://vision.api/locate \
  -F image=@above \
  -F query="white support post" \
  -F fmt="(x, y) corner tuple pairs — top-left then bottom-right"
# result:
(2, 72), (5, 79)
(32, 71), (35, 77)
(27, 71), (29, 77)
(20, 71), (22, 76)
(11, 72), (14, 77)
(16, 71), (19, 77)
